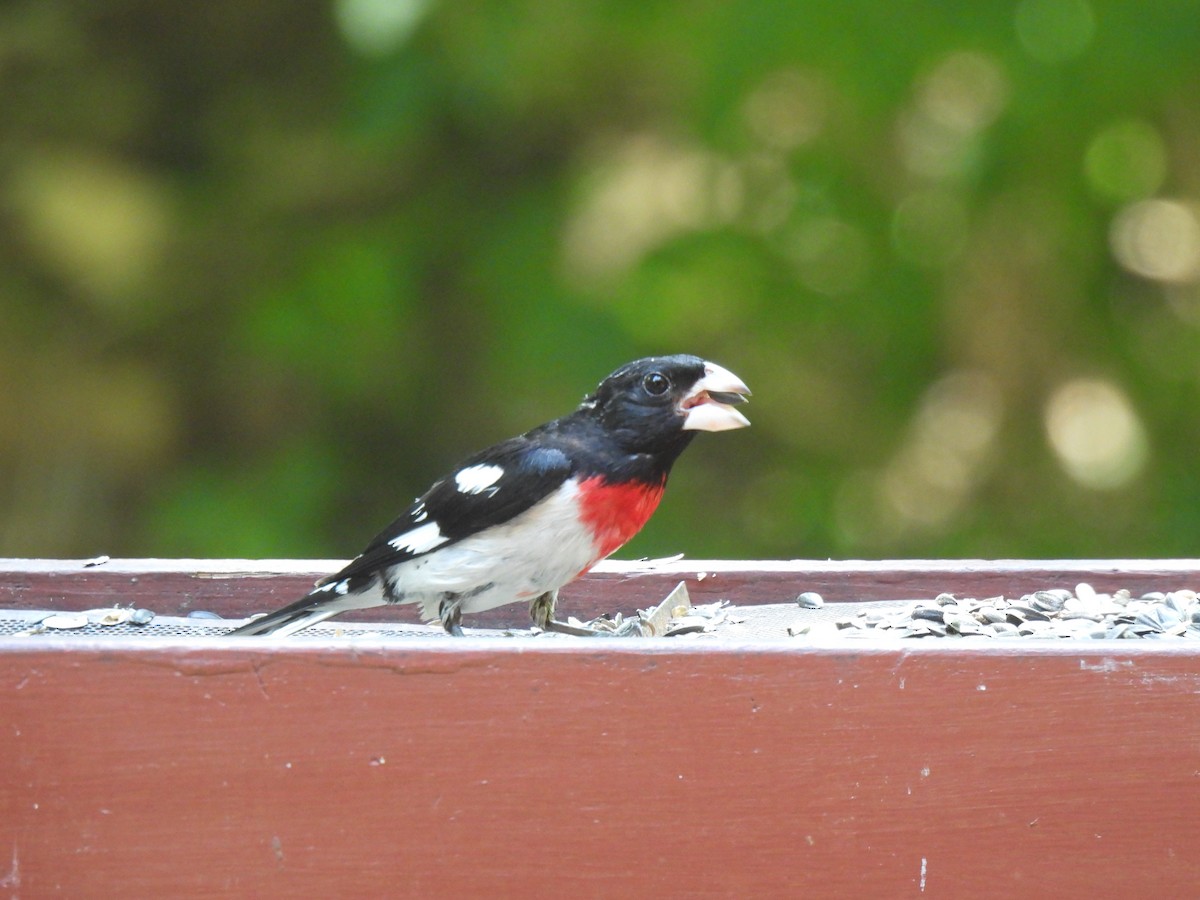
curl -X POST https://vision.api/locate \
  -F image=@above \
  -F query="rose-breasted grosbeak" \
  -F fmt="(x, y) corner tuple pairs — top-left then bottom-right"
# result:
(229, 354), (750, 637)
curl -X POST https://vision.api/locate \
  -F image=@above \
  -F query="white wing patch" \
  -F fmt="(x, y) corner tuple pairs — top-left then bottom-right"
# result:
(388, 521), (448, 554)
(313, 579), (350, 595)
(454, 463), (504, 495)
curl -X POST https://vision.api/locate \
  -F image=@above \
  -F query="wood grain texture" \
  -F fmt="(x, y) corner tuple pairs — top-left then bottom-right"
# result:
(5, 558), (1200, 626)
(3, 639), (1198, 896)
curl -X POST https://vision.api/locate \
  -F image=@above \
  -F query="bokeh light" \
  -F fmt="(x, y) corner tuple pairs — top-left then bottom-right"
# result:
(891, 189), (969, 267)
(335, 0), (432, 57)
(898, 51), (1009, 181)
(1015, 0), (1096, 64)
(742, 68), (828, 151)
(562, 136), (738, 285)
(1085, 120), (1168, 204)
(1110, 200), (1200, 285)
(8, 152), (172, 307)
(1044, 379), (1148, 490)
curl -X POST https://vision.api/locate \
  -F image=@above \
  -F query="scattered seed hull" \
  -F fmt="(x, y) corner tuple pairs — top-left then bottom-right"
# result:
(786, 585), (1200, 641)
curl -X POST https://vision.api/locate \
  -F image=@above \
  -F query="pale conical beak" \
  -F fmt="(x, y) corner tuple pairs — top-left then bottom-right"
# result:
(680, 362), (752, 432)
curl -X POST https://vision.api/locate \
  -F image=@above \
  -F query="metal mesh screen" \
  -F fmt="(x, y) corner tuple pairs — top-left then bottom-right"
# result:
(0, 602), (910, 642)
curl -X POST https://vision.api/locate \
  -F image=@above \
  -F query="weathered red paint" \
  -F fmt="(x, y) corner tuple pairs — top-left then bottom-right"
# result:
(2, 639), (1199, 896)
(575, 476), (666, 561)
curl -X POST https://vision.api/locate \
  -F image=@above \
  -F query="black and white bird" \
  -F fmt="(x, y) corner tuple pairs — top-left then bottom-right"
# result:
(229, 354), (750, 637)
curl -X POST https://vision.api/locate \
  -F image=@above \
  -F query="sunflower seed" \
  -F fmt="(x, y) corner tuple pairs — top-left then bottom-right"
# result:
(944, 612), (984, 635)
(130, 608), (155, 626)
(1009, 605), (1050, 622)
(91, 608), (133, 626)
(911, 606), (945, 622)
(1031, 591), (1066, 612)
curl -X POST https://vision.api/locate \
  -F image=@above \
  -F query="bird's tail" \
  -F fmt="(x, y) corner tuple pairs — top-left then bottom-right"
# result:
(226, 578), (375, 637)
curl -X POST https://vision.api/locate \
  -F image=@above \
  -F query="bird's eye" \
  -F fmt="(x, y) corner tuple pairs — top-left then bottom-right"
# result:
(643, 372), (670, 396)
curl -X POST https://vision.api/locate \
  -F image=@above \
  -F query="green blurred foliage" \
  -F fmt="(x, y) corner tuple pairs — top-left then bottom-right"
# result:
(2, 0), (1200, 561)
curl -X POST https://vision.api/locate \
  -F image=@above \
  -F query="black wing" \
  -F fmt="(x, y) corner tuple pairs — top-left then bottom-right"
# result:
(319, 439), (575, 587)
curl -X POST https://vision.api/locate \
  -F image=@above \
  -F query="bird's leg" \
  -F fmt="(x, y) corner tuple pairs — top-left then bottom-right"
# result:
(529, 591), (616, 637)
(439, 598), (465, 637)
(529, 591), (558, 629)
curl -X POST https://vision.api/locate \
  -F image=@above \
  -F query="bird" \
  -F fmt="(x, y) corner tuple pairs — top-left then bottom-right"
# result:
(228, 354), (750, 637)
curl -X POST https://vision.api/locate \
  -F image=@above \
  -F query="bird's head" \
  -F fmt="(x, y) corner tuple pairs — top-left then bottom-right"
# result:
(581, 354), (751, 457)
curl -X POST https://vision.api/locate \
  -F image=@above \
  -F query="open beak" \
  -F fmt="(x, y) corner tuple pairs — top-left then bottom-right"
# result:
(680, 362), (752, 432)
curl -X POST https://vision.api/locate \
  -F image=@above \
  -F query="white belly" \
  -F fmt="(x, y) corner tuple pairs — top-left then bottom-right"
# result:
(382, 479), (601, 622)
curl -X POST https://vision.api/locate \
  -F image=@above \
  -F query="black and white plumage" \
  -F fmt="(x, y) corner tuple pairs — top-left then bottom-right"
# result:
(229, 354), (750, 637)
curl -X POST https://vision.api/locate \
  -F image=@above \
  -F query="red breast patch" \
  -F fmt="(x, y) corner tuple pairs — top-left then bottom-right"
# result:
(576, 476), (666, 562)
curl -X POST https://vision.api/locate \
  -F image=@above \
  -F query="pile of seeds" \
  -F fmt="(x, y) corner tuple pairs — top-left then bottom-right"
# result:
(790, 584), (1200, 640)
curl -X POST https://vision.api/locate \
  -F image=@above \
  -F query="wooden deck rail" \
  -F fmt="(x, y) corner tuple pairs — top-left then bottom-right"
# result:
(3, 559), (1199, 896)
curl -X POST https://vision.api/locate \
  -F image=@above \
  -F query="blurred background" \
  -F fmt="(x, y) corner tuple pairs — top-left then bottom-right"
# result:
(2, 0), (1200, 562)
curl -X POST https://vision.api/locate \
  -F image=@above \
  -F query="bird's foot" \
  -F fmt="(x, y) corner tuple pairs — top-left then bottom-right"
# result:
(440, 599), (465, 636)
(528, 591), (559, 631)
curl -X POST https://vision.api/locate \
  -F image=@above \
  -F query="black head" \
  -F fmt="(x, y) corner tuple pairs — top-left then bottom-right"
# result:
(580, 354), (751, 460)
